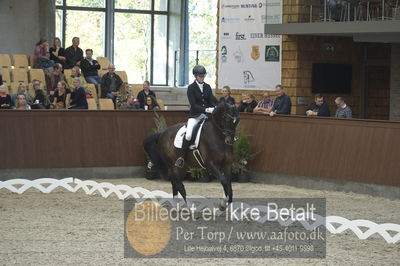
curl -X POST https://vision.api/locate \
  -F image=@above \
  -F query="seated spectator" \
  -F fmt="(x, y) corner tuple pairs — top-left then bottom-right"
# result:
(52, 81), (71, 109)
(116, 82), (130, 109)
(269, 85), (292, 116)
(119, 95), (141, 110)
(69, 78), (88, 109)
(335, 97), (352, 118)
(32, 80), (51, 109)
(49, 37), (66, 68)
(11, 83), (33, 107)
(306, 94), (330, 117)
(34, 39), (55, 69)
(0, 84), (12, 109)
(65, 37), (83, 69)
(46, 63), (66, 93)
(137, 81), (156, 109)
(254, 92), (274, 114)
(145, 95), (160, 111)
(218, 86), (235, 105)
(81, 49), (102, 85)
(238, 93), (257, 113)
(14, 94), (31, 110)
(100, 64), (123, 100)
(66, 66), (87, 89)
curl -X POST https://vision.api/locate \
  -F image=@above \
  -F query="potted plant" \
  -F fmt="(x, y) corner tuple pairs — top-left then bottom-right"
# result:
(232, 130), (258, 183)
(188, 167), (213, 183)
(145, 111), (167, 180)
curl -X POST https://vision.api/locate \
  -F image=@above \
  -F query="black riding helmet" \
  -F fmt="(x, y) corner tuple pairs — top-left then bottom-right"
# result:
(192, 65), (207, 76)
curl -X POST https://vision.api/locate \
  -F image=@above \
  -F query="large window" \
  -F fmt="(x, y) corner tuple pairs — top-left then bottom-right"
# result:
(56, 0), (169, 85)
(65, 10), (106, 57)
(188, 0), (217, 88)
(114, 13), (151, 83)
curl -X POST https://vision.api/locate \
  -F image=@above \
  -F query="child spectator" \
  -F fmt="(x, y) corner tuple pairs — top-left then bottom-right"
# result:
(145, 95), (160, 110)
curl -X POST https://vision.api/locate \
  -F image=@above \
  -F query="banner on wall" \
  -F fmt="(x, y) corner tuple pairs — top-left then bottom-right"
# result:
(218, 0), (282, 90)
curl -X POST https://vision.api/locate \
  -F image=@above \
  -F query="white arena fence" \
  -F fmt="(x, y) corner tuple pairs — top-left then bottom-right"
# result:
(0, 178), (399, 244)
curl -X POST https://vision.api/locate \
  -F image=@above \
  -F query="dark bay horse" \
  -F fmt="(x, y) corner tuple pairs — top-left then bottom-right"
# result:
(144, 102), (240, 205)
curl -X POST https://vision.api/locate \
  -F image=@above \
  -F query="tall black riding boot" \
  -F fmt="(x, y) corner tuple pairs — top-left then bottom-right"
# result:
(175, 138), (190, 168)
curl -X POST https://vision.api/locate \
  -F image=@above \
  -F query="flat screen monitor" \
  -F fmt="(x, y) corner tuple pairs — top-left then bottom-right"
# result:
(311, 63), (352, 94)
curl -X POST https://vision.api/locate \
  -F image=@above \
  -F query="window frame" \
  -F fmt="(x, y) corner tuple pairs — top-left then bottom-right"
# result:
(56, 0), (170, 86)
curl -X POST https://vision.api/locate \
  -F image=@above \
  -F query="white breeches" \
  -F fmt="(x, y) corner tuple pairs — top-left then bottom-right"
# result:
(185, 114), (207, 141)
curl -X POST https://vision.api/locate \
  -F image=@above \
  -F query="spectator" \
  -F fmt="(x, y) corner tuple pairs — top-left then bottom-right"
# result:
(306, 94), (330, 117)
(52, 81), (71, 109)
(119, 95), (141, 110)
(254, 92), (274, 114)
(0, 72), (3, 85)
(335, 97), (352, 118)
(0, 84), (12, 109)
(49, 37), (66, 68)
(65, 37), (83, 69)
(137, 81), (156, 109)
(45, 63), (66, 93)
(66, 66), (87, 89)
(80, 49), (102, 85)
(32, 80), (51, 109)
(11, 83), (33, 107)
(269, 85), (291, 116)
(145, 95), (160, 111)
(14, 94), (31, 110)
(69, 77), (88, 109)
(100, 64), (123, 100)
(34, 39), (55, 69)
(218, 86), (235, 105)
(116, 82), (130, 109)
(238, 93), (257, 113)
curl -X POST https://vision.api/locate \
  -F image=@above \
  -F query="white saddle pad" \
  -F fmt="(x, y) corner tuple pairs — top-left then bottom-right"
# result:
(174, 120), (206, 149)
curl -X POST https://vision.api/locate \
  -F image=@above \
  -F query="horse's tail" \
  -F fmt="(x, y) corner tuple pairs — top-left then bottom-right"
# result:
(143, 133), (166, 175)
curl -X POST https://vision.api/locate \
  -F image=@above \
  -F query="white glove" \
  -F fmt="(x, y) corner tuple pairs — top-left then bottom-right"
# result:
(205, 107), (215, 114)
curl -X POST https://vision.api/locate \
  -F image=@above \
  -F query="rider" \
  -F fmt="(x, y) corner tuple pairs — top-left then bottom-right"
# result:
(175, 65), (218, 168)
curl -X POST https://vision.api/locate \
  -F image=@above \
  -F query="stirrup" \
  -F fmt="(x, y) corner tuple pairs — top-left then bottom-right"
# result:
(175, 157), (185, 168)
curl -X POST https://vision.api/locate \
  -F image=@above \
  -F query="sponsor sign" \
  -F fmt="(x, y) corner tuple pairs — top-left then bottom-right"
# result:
(218, 0), (282, 90)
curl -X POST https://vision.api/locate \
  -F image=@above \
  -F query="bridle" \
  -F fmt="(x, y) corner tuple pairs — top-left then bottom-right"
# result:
(212, 111), (238, 145)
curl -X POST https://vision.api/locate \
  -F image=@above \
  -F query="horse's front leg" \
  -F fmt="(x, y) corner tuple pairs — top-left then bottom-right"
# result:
(207, 162), (232, 210)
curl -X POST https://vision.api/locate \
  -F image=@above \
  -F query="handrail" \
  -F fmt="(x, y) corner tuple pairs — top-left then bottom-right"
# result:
(298, 0), (399, 23)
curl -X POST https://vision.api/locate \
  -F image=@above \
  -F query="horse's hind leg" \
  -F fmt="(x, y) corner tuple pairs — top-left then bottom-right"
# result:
(170, 168), (187, 202)
(171, 180), (178, 199)
(176, 181), (187, 202)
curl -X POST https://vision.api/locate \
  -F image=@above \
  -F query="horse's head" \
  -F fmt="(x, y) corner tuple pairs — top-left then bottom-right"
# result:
(212, 102), (240, 145)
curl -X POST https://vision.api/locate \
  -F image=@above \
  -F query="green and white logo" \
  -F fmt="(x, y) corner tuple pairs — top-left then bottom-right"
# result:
(265, 45), (280, 62)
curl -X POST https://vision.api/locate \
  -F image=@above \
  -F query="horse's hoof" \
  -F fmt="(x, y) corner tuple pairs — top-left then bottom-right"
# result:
(219, 199), (228, 211)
